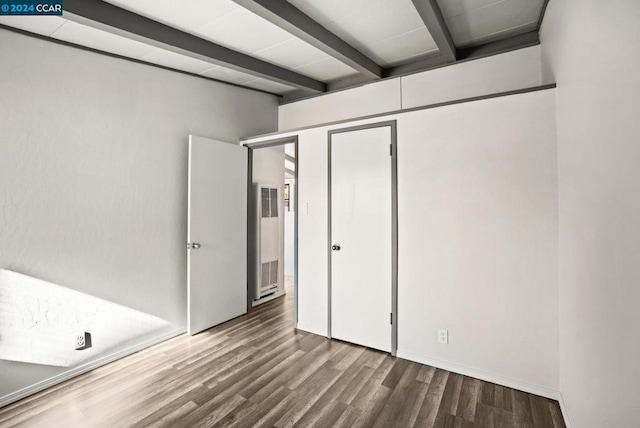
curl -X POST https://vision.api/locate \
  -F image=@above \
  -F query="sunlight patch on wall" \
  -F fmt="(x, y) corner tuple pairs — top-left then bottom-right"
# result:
(0, 269), (171, 367)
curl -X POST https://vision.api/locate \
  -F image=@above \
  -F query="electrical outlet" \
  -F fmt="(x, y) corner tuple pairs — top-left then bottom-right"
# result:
(438, 329), (448, 344)
(74, 332), (92, 350)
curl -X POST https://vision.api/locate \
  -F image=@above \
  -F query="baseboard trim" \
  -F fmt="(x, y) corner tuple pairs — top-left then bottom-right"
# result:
(252, 290), (286, 307)
(295, 324), (328, 338)
(0, 327), (186, 409)
(557, 391), (573, 428)
(396, 350), (560, 400)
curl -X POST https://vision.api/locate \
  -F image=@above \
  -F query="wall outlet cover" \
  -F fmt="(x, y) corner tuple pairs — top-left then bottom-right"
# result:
(438, 329), (449, 344)
(74, 332), (92, 350)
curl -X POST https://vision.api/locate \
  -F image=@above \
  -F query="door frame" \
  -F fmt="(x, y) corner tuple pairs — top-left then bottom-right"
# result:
(328, 120), (398, 356)
(244, 136), (299, 328)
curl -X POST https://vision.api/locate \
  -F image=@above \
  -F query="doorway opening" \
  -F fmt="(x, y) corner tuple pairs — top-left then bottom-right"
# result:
(246, 136), (298, 327)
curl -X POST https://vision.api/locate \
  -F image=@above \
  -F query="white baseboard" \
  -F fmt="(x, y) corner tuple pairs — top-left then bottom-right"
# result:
(557, 391), (573, 428)
(252, 289), (286, 307)
(396, 350), (560, 401)
(0, 327), (186, 409)
(295, 324), (328, 338)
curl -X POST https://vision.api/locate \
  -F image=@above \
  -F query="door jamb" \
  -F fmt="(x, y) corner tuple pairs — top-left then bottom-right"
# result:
(327, 120), (398, 356)
(244, 136), (299, 329)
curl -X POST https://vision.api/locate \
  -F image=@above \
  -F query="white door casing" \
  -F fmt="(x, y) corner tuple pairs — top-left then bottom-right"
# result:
(187, 135), (247, 335)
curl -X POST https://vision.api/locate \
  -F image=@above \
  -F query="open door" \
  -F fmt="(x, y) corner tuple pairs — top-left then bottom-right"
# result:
(188, 135), (248, 335)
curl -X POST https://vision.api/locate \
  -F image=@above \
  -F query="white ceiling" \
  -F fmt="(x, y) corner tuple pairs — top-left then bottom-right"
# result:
(287, 0), (439, 67)
(0, 0), (548, 97)
(104, 0), (358, 82)
(0, 14), (300, 94)
(200, 66), (257, 85)
(51, 20), (157, 59)
(437, 0), (546, 47)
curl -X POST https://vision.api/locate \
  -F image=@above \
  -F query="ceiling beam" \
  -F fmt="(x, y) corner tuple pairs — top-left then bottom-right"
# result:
(231, 0), (383, 79)
(386, 31), (539, 79)
(327, 74), (380, 92)
(284, 31), (540, 103)
(457, 31), (539, 61)
(63, 0), (326, 93)
(386, 53), (447, 78)
(411, 0), (457, 62)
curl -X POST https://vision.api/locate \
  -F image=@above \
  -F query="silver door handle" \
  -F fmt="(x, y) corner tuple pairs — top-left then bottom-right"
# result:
(187, 242), (202, 250)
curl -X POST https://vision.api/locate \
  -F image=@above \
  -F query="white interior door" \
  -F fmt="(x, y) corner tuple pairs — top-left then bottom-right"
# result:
(188, 135), (247, 335)
(331, 126), (393, 352)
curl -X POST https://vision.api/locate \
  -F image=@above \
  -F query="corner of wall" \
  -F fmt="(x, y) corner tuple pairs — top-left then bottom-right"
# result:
(557, 391), (574, 428)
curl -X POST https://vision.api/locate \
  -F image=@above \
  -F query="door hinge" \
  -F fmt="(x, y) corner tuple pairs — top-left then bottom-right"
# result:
(390, 144), (393, 156)
(390, 313), (393, 325)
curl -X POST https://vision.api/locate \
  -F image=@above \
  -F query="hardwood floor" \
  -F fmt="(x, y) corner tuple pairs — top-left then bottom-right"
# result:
(0, 287), (565, 427)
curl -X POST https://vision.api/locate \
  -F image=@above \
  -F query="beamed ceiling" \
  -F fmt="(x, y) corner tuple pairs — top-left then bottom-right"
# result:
(0, 0), (548, 103)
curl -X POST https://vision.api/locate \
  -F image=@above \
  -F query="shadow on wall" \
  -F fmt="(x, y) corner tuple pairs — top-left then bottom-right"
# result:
(0, 269), (171, 369)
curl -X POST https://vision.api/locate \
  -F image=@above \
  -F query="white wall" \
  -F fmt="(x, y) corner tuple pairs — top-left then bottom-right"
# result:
(0, 269), (170, 368)
(0, 29), (277, 401)
(541, 1), (640, 426)
(244, 88), (559, 395)
(252, 147), (285, 185)
(397, 89), (559, 395)
(278, 79), (401, 131)
(295, 128), (329, 335)
(278, 46), (543, 131)
(402, 46), (543, 108)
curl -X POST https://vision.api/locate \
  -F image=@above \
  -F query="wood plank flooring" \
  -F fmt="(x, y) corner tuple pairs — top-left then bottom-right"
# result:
(0, 284), (565, 427)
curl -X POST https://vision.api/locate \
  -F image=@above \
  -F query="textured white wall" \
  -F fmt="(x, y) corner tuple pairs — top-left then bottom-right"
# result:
(541, 1), (640, 426)
(278, 46), (543, 131)
(0, 29), (277, 400)
(0, 270), (170, 368)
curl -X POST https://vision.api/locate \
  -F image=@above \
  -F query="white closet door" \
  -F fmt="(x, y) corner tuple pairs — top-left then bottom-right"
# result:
(187, 135), (247, 335)
(331, 126), (392, 352)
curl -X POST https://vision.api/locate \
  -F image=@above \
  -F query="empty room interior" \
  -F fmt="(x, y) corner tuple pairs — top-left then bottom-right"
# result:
(0, 0), (638, 426)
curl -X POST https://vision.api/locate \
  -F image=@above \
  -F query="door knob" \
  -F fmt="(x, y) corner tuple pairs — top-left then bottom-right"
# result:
(332, 244), (341, 251)
(188, 242), (202, 250)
